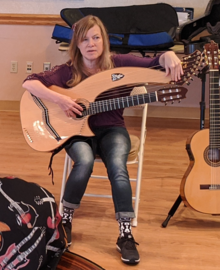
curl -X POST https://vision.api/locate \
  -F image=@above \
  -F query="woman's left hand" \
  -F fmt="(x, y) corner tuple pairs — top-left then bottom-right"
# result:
(159, 51), (183, 81)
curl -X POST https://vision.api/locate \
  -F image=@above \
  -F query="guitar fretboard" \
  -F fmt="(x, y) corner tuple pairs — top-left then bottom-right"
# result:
(209, 70), (220, 148)
(83, 91), (156, 116)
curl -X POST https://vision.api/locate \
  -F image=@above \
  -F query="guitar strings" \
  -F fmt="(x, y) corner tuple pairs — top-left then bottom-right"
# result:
(81, 51), (204, 112)
(210, 69), (219, 188)
(87, 90), (158, 110)
(90, 53), (203, 101)
(211, 70), (217, 188)
(47, 51), (203, 115)
(92, 83), (170, 101)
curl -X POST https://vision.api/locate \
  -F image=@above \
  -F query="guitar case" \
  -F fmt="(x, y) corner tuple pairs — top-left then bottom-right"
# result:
(176, 0), (220, 54)
(0, 177), (67, 269)
(53, 4), (179, 55)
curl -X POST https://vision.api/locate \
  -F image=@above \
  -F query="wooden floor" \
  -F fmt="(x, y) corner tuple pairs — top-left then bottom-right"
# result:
(1, 110), (220, 270)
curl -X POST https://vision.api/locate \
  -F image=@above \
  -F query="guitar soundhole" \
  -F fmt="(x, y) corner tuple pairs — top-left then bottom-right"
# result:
(76, 102), (86, 119)
(204, 147), (220, 166)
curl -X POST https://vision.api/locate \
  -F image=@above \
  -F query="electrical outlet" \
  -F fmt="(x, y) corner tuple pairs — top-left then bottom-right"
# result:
(26, 61), (33, 73)
(10, 61), (18, 73)
(43, 62), (51, 71)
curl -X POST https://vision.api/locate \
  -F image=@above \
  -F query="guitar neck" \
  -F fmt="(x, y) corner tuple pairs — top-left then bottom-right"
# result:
(209, 69), (220, 148)
(83, 90), (156, 116)
(0, 183), (22, 212)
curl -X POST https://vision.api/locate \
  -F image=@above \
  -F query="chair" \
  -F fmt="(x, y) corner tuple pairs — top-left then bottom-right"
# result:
(59, 86), (148, 227)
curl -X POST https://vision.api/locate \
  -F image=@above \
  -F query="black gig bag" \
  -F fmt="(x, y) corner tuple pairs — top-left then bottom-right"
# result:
(0, 177), (67, 270)
(53, 4), (179, 54)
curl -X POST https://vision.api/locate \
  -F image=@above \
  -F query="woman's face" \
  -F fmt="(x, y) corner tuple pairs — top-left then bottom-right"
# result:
(77, 25), (104, 64)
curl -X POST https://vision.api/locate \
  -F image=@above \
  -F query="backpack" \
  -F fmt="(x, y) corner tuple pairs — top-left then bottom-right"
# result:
(0, 177), (67, 270)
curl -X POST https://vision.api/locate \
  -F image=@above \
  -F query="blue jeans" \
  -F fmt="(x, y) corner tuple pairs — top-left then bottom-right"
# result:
(63, 126), (135, 220)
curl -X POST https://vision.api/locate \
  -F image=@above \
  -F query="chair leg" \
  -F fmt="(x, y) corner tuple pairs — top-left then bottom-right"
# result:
(132, 160), (144, 227)
(132, 105), (147, 227)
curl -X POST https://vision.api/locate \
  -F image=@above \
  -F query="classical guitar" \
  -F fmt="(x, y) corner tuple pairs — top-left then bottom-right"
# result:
(20, 52), (204, 152)
(180, 41), (220, 214)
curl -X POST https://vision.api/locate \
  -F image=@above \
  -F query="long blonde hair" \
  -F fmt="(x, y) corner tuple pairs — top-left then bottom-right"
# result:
(67, 15), (114, 87)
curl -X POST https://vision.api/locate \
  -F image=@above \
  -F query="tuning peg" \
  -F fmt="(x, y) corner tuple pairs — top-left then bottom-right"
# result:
(178, 100), (181, 103)
(171, 101), (174, 104)
(165, 102), (167, 106)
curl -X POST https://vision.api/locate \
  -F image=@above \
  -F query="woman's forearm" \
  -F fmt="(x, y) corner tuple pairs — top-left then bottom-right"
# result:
(22, 80), (63, 104)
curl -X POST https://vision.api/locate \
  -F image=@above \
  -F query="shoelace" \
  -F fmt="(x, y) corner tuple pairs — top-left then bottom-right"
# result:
(123, 238), (139, 250)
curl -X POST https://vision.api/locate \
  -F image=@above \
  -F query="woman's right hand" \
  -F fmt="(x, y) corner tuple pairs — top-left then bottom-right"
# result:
(57, 95), (83, 118)
(22, 80), (83, 118)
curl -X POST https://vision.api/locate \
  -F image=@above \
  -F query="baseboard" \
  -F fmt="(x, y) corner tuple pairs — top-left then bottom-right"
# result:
(0, 100), (208, 120)
(124, 105), (209, 120)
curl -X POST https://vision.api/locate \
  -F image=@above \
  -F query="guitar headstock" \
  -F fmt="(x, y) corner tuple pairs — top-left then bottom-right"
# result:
(157, 86), (188, 105)
(204, 41), (220, 70)
(171, 50), (207, 86)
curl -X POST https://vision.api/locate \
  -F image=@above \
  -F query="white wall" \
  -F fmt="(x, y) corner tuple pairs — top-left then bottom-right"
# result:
(0, 24), (69, 101)
(1, 0), (208, 18)
(0, 23), (208, 110)
(0, 0), (210, 111)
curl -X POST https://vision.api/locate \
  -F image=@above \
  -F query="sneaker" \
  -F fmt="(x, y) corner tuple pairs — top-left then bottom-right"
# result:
(62, 222), (72, 247)
(116, 235), (140, 264)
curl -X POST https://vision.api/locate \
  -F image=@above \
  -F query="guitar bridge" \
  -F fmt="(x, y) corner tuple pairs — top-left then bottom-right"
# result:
(200, 184), (220, 190)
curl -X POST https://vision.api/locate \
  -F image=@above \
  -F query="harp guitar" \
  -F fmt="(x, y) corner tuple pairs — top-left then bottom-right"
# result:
(20, 54), (203, 152)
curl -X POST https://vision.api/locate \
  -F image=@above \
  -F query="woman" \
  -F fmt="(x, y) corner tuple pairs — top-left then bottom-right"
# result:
(23, 15), (183, 265)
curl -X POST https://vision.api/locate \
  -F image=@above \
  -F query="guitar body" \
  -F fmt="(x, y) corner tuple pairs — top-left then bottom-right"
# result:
(20, 91), (92, 152)
(180, 129), (220, 214)
(20, 67), (170, 152)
